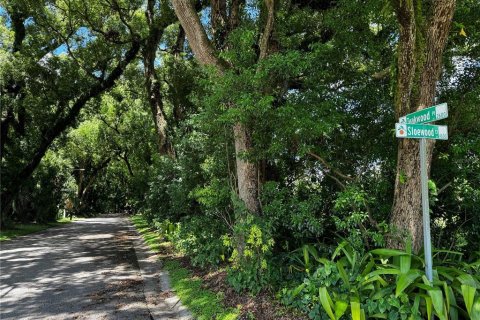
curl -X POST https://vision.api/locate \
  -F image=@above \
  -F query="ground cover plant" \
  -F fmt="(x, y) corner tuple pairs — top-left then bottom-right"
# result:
(280, 242), (480, 319)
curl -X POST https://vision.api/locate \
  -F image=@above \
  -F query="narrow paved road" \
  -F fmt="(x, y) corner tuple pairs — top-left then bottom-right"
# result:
(0, 216), (153, 320)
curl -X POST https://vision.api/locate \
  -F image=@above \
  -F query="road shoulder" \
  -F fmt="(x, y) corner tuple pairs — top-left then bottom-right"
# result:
(127, 218), (192, 320)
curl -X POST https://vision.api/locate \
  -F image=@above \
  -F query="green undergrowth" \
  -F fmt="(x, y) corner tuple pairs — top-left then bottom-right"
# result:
(130, 214), (168, 253)
(130, 214), (239, 320)
(0, 218), (77, 241)
(164, 260), (239, 320)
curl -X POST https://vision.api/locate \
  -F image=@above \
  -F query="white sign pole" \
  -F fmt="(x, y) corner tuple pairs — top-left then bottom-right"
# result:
(420, 138), (433, 281)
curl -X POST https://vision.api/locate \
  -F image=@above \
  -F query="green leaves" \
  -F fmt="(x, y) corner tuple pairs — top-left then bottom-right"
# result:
(457, 273), (480, 318)
(336, 260), (351, 289)
(461, 285), (476, 317)
(335, 300), (349, 319)
(319, 287), (349, 320)
(370, 248), (411, 257)
(351, 299), (365, 320)
(396, 270), (422, 297)
(319, 287), (336, 320)
(285, 241), (480, 320)
(428, 288), (447, 320)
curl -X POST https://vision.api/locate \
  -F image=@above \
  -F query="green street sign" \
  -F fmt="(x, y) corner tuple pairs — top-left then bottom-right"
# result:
(399, 103), (448, 124)
(395, 123), (448, 140)
(395, 102), (449, 283)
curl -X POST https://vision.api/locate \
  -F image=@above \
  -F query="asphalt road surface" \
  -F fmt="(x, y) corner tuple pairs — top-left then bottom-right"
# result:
(0, 215), (155, 320)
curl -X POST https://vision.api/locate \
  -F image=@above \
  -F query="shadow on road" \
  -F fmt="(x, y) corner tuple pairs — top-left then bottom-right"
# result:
(0, 216), (152, 320)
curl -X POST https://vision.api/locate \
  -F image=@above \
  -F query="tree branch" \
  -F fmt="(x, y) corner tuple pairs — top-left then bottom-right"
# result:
(82, 157), (112, 198)
(171, 0), (228, 71)
(437, 181), (452, 195)
(307, 151), (354, 182)
(372, 67), (390, 80)
(119, 153), (135, 177)
(10, 5), (26, 53)
(258, 0), (275, 61)
(172, 25), (185, 56)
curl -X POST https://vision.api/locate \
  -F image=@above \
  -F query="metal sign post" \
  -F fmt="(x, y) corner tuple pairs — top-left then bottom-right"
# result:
(395, 103), (448, 282)
(420, 138), (433, 281)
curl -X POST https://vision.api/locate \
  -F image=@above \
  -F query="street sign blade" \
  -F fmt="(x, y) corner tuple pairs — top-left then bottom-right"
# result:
(395, 123), (448, 140)
(398, 103), (448, 124)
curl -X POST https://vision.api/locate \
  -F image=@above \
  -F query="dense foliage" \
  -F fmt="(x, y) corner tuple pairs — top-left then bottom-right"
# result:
(1, 0), (479, 318)
(280, 242), (480, 319)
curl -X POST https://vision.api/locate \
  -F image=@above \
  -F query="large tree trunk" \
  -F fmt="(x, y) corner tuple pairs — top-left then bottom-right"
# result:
(390, 0), (456, 252)
(171, 0), (260, 215)
(233, 123), (260, 213)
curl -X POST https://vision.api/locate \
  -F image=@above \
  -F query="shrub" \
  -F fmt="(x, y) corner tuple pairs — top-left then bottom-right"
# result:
(280, 241), (480, 320)
(170, 215), (230, 268)
(11, 157), (67, 224)
(225, 214), (275, 294)
(333, 185), (387, 251)
(144, 162), (175, 223)
(261, 181), (326, 241)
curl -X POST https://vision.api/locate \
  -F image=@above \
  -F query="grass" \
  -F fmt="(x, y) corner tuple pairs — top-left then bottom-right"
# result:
(130, 214), (239, 320)
(0, 217), (78, 241)
(130, 215), (168, 253)
(164, 260), (239, 320)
